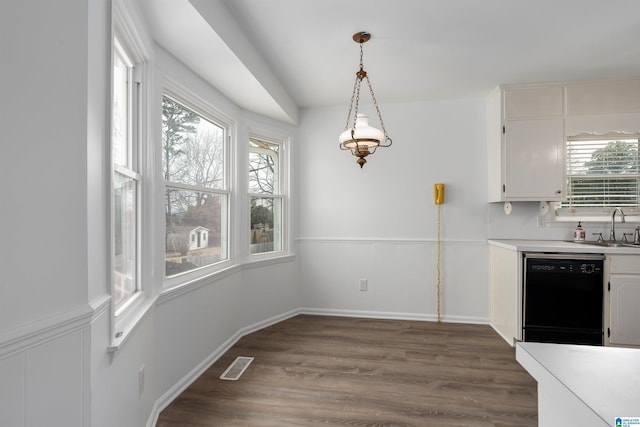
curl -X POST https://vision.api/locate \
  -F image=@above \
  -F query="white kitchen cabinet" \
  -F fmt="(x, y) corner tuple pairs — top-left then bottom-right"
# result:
(488, 77), (640, 203)
(606, 255), (640, 347)
(566, 78), (640, 135)
(504, 118), (565, 200)
(504, 86), (564, 118)
(566, 78), (640, 116)
(487, 85), (566, 202)
(489, 241), (640, 349)
(489, 243), (521, 344)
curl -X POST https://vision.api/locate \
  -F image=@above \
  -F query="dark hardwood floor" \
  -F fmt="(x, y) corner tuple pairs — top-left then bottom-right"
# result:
(157, 315), (537, 426)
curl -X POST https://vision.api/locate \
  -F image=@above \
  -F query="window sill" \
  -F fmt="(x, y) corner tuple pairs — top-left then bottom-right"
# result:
(108, 294), (155, 353)
(550, 213), (640, 225)
(543, 204), (640, 226)
(551, 218), (640, 225)
(243, 252), (295, 269)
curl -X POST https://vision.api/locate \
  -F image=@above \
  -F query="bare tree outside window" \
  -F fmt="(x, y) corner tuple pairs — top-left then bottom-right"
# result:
(163, 96), (228, 276)
(566, 137), (639, 207)
(249, 138), (282, 254)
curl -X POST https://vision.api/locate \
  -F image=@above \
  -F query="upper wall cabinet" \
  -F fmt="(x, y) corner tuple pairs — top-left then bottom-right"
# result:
(487, 78), (640, 203)
(487, 85), (565, 202)
(566, 79), (640, 136)
(505, 86), (564, 118)
(567, 79), (640, 116)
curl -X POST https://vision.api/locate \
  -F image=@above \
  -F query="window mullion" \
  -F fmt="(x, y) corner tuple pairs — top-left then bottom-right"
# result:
(165, 181), (229, 195)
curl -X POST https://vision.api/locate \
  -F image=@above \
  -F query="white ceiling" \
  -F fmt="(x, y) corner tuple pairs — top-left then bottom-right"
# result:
(139, 0), (640, 124)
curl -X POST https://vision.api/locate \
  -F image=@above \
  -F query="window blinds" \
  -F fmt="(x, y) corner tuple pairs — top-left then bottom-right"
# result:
(565, 136), (640, 207)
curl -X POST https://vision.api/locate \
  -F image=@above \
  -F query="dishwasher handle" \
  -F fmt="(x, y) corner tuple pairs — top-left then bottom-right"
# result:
(523, 252), (605, 261)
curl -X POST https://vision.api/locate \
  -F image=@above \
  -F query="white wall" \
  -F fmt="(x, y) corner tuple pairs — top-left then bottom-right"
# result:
(87, 0), (111, 303)
(297, 100), (490, 322)
(0, 0), (89, 336)
(1, 1), (91, 425)
(1, 1), (302, 426)
(154, 261), (299, 413)
(91, 305), (157, 427)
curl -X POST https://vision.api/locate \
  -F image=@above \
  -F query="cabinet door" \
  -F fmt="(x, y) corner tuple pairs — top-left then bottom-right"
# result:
(609, 274), (640, 346)
(489, 245), (520, 344)
(504, 118), (565, 200)
(567, 79), (640, 116)
(505, 86), (564, 118)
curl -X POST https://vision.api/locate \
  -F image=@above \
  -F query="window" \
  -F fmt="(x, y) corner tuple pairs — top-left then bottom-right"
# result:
(162, 95), (229, 277)
(565, 135), (639, 209)
(249, 137), (284, 254)
(112, 37), (141, 313)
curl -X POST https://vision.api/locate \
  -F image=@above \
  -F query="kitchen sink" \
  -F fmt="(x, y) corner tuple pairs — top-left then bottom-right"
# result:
(568, 240), (640, 248)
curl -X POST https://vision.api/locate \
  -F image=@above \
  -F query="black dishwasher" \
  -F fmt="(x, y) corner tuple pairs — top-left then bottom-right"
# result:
(523, 253), (605, 346)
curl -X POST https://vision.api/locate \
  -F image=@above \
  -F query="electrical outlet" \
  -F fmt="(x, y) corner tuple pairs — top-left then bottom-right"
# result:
(138, 364), (145, 395)
(359, 279), (368, 291)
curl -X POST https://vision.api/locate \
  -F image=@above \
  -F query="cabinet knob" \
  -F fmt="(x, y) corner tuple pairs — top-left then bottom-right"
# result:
(556, 190), (562, 195)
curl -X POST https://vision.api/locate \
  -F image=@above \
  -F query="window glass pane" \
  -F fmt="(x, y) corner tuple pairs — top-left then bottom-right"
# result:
(162, 96), (225, 189)
(250, 196), (282, 254)
(249, 139), (279, 195)
(165, 189), (227, 276)
(566, 137), (640, 207)
(114, 172), (137, 308)
(113, 47), (130, 168)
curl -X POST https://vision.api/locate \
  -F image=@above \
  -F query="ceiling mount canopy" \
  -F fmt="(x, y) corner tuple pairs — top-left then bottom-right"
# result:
(339, 31), (392, 168)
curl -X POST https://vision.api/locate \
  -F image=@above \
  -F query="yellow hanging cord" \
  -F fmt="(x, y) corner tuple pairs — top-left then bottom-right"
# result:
(437, 203), (441, 323)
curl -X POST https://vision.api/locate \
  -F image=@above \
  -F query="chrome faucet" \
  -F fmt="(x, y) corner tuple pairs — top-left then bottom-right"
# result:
(610, 207), (626, 241)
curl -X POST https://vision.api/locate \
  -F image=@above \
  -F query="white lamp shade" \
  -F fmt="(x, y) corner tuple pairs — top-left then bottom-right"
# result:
(339, 113), (384, 148)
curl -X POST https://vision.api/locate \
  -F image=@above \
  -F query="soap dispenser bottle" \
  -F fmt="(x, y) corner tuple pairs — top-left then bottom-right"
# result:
(573, 222), (586, 242)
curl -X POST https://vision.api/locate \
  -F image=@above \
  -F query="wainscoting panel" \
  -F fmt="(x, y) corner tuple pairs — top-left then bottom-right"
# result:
(0, 352), (25, 426)
(0, 327), (87, 427)
(298, 238), (489, 324)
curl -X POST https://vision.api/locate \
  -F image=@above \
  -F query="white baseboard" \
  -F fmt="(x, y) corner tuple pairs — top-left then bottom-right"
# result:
(299, 307), (489, 325)
(146, 308), (301, 427)
(490, 323), (517, 347)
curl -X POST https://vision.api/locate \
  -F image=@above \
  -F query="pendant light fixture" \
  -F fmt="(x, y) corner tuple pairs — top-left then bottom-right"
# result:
(339, 31), (392, 168)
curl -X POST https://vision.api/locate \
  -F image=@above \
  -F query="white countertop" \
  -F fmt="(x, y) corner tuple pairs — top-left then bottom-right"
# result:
(517, 342), (640, 423)
(489, 239), (640, 254)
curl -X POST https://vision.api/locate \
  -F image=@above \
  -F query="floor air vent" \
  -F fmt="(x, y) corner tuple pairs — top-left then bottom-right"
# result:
(220, 356), (254, 381)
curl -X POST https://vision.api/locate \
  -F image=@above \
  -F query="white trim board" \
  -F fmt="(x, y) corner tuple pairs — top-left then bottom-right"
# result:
(0, 305), (93, 359)
(298, 308), (489, 325)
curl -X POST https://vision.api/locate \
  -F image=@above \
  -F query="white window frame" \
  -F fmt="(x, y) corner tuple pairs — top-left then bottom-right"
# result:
(551, 133), (640, 224)
(248, 132), (288, 258)
(161, 86), (233, 289)
(109, 0), (153, 351)
(112, 37), (142, 316)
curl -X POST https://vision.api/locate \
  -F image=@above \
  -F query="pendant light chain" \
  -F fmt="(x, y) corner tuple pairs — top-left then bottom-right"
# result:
(346, 42), (365, 134)
(358, 40), (390, 144)
(365, 76), (389, 140)
(352, 71), (362, 134)
(344, 74), (359, 131)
